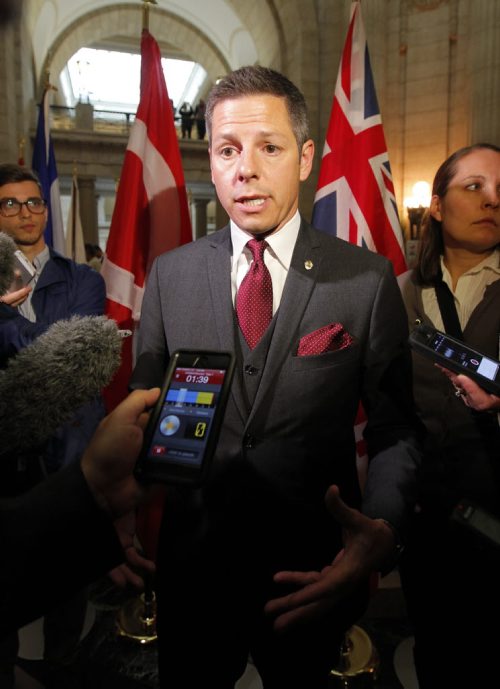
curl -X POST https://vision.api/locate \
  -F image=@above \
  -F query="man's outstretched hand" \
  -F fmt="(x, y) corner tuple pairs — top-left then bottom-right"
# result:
(264, 485), (396, 632)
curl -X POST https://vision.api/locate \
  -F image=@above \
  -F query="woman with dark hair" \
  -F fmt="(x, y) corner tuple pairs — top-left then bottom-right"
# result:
(399, 143), (500, 688)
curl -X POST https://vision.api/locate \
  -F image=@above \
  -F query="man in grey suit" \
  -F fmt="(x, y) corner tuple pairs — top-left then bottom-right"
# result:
(131, 65), (421, 689)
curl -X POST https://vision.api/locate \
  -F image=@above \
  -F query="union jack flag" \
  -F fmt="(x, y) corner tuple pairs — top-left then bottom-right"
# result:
(312, 1), (406, 276)
(312, 1), (407, 481)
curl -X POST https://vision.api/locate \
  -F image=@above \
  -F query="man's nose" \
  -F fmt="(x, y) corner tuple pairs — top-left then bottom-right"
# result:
(237, 151), (258, 180)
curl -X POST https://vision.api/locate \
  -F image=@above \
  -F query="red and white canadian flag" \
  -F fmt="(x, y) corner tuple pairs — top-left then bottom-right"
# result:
(101, 29), (192, 411)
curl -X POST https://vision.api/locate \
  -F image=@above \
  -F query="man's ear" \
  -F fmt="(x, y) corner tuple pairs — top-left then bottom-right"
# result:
(429, 195), (442, 222)
(299, 139), (315, 182)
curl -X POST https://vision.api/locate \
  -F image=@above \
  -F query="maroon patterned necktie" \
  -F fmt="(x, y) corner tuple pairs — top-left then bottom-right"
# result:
(236, 238), (273, 349)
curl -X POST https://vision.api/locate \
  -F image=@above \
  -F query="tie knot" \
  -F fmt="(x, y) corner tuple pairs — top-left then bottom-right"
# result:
(247, 238), (267, 262)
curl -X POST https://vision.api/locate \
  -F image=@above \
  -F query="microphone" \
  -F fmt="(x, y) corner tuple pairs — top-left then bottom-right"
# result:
(0, 315), (123, 453)
(0, 231), (16, 297)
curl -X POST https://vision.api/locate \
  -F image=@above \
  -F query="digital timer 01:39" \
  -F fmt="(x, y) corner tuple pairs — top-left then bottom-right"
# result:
(135, 350), (236, 486)
(185, 374), (209, 384)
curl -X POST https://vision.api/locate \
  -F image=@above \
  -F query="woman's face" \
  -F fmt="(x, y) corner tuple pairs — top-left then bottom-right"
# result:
(430, 148), (500, 255)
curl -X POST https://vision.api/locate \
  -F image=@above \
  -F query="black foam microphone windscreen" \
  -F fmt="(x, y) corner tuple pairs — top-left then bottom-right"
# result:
(0, 231), (16, 297)
(0, 315), (122, 453)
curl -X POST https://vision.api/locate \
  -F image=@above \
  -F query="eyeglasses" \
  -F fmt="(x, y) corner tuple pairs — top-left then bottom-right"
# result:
(0, 197), (47, 217)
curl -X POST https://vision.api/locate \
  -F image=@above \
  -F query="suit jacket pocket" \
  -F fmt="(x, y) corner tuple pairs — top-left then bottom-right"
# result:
(291, 342), (359, 371)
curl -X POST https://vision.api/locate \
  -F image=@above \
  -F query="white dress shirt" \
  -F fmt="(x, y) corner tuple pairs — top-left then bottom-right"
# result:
(422, 250), (500, 339)
(230, 210), (301, 315)
(18, 245), (50, 322)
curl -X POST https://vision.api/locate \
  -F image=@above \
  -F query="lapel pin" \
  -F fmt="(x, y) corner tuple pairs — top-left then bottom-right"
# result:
(304, 260), (313, 270)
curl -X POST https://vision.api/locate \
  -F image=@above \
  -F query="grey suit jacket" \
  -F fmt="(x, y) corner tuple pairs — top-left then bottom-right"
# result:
(132, 220), (420, 566)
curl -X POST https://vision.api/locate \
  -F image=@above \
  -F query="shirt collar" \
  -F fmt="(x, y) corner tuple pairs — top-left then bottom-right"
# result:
(440, 249), (500, 284)
(230, 210), (301, 270)
(32, 245), (50, 273)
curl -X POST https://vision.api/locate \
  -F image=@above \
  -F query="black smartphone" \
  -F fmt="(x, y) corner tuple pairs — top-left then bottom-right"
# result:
(9, 250), (35, 291)
(135, 349), (236, 486)
(409, 324), (500, 396)
(451, 499), (500, 550)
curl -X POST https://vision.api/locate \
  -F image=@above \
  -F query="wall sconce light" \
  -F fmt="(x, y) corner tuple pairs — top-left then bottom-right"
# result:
(404, 181), (431, 240)
(403, 181), (431, 267)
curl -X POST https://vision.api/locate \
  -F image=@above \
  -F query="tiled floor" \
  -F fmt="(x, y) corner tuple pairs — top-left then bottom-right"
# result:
(14, 569), (418, 688)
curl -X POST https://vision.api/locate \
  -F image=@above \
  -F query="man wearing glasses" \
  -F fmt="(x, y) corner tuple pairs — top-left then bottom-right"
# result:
(0, 163), (105, 688)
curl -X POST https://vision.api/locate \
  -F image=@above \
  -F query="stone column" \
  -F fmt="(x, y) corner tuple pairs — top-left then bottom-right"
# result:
(469, 0), (500, 144)
(78, 175), (99, 245)
(214, 198), (229, 231)
(0, 22), (22, 162)
(75, 101), (94, 131)
(193, 199), (209, 239)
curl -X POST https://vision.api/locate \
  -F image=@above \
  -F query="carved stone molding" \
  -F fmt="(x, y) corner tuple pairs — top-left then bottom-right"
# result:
(410, 0), (448, 10)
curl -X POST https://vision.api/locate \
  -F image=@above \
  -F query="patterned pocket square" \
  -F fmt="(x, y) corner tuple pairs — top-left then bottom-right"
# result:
(297, 323), (354, 356)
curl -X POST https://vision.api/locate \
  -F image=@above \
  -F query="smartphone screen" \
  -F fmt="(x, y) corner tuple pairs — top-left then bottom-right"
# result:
(136, 350), (235, 485)
(9, 251), (35, 290)
(429, 331), (499, 381)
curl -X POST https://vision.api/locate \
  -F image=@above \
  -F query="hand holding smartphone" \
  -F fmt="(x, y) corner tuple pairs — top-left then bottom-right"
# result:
(9, 250), (35, 291)
(135, 350), (235, 486)
(409, 324), (500, 396)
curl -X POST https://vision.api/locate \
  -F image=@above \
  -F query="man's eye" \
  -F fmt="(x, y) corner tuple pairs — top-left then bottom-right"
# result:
(220, 147), (234, 157)
(264, 145), (278, 153)
(5, 199), (16, 207)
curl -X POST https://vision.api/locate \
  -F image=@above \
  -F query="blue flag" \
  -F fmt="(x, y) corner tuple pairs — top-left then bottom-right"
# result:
(32, 88), (65, 253)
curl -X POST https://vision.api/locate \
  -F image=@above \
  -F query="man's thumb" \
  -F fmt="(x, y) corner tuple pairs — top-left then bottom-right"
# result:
(324, 485), (356, 527)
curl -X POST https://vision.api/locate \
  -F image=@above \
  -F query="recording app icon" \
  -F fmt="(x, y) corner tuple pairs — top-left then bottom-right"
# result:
(159, 415), (180, 436)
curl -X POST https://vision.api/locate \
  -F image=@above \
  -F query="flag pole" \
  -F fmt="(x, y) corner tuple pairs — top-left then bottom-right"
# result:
(33, 50), (65, 254)
(71, 161), (77, 261)
(43, 51), (58, 93)
(142, 0), (158, 31)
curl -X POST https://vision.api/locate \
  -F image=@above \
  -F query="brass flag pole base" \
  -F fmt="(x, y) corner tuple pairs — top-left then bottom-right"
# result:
(329, 625), (380, 688)
(116, 589), (157, 644)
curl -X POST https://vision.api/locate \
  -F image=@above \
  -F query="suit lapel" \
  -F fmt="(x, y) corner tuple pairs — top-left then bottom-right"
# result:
(206, 227), (248, 423)
(247, 221), (323, 426)
(206, 227), (234, 352)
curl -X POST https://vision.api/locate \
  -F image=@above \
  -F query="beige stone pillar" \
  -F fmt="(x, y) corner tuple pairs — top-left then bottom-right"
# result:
(75, 102), (94, 131)
(469, 0), (500, 144)
(78, 175), (99, 245)
(214, 198), (229, 230)
(0, 23), (21, 162)
(193, 199), (209, 239)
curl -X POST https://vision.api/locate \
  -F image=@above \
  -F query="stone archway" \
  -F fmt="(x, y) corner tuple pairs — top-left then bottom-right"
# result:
(37, 5), (232, 100)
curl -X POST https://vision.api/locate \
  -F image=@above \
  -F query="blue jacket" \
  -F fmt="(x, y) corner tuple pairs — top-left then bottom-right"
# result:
(0, 248), (105, 363)
(0, 248), (106, 475)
